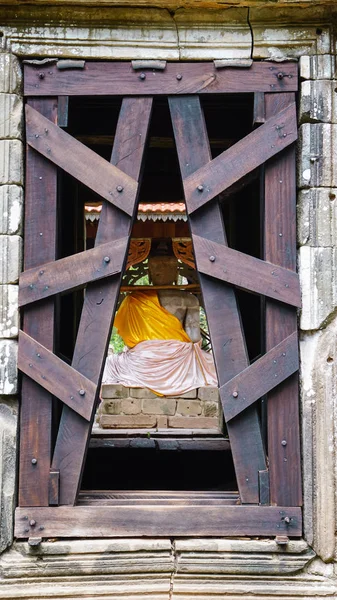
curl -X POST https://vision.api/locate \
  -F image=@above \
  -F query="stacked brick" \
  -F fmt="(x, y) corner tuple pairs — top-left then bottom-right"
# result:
(99, 384), (221, 430)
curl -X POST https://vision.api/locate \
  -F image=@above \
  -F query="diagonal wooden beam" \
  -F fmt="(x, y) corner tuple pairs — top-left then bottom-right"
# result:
(220, 332), (299, 422)
(169, 95), (267, 504)
(19, 237), (128, 307)
(52, 97), (153, 505)
(25, 104), (138, 216)
(183, 102), (297, 214)
(192, 234), (301, 308)
(18, 331), (95, 422)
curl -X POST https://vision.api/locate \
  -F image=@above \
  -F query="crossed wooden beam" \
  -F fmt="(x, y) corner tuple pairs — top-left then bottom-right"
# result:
(19, 96), (300, 504)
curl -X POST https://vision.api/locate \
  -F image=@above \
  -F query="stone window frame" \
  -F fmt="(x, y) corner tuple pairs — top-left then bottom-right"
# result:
(0, 5), (336, 595)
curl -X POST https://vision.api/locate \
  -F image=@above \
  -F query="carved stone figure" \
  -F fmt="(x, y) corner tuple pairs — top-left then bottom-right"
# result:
(102, 252), (217, 395)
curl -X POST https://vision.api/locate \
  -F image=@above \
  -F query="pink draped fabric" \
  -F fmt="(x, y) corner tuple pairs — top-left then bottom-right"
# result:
(102, 339), (218, 396)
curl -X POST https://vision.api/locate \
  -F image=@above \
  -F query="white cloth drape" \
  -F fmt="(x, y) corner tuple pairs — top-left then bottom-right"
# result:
(102, 339), (218, 396)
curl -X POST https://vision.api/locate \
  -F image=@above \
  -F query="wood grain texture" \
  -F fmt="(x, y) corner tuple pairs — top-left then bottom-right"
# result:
(169, 96), (267, 504)
(15, 505), (302, 538)
(19, 237), (128, 307)
(184, 102), (297, 214)
(24, 62), (298, 97)
(18, 331), (95, 421)
(264, 93), (302, 507)
(19, 98), (58, 507)
(253, 92), (265, 125)
(220, 332), (299, 422)
(193, 234), (301, 307)
(25, 104), (137, 216)
(52, 98), (153, 505)
(48, 471), (60, 506)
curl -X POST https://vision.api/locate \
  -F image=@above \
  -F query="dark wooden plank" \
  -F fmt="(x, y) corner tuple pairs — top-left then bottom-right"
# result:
(52, 98), (153, 505)
(25, 104), (137, 216)
(192, 234), (301, 307)
(19, 98), (58, 507)
(18, 331), (95, 421)
(19, 237), (128, 307)
(220, 332), (299, 422)
(253, 92), (265, 125)
(183, 102), (297, 214)
(264, 93), (302, 507)
(24, 62), (298, 97)
(49, 471), (60, 506)
(15, 505), (302, 538)
(57, 96), (69, 127)
(258, 470), (270, 505)
(169, 96), (267, 504)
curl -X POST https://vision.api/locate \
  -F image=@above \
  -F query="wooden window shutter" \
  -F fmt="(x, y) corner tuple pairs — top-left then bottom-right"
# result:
(16, 62), (302, 539)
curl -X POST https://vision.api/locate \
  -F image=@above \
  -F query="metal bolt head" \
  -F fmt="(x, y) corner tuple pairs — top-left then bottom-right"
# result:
(284, 516), (291, 524)
(281, 440), (287, 446)
(176, 73), (182, 80)
(197, 184), (204, 192)
(209, 255), (215, 262)
(29, 284), (34, 290)
(38, 72), (45, 79)
(232, 391), (238, 398)
(104, 256), (110, 263)
(116, 185), (123, 193)
(29, 519), (36, 527)
(31, 458), (37, 465)
(39, 270), (44, 275)
(79, 389), (85, 396)
(35, 134), (39, 138)
(277, 72), (284, 80)
(139, 72), (146, 80)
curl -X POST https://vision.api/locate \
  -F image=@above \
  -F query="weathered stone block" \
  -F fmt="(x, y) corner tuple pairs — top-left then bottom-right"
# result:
(299, 246), (337, 331)
(100, 415), (156, 429)
(0, 140), (24, 185)
(203, 401), (218, 417)
(175, 8), (252, 61)
(0, 236), (22, 284)
(171, 389), (197, 399)
(198, 386), (219, 402)
(0, 340), (17, 395)
(0, 185), (23, 235)
(0, 94), (23, 139)
(101, 399), (121, 415)
(130, 387), (157, 399)
(101, 384), (129, 399)
(0, 54), (22, 94)
(142, 398), (176, 416)
(297, 188), (337, 247)
(0, 400), (17, 554)
(300, 55), (336, 81)
(298, 123), (337, 189)
(300, 80), (337, 124)
(156, 415), (168, 428)
(121, 398), (141, 415)
(176, 399), (202, 416)
(0, 285), (18, 338)
(168, 416), (219, 429)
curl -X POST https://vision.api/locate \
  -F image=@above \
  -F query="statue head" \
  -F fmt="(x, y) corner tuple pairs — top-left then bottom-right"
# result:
(148, 255), (178, 286)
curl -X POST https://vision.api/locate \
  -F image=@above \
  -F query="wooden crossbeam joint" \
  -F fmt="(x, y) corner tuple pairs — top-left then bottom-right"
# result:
(220, 332), (299, 422)
(18, 331), (96, 421)
(19, 237), (128, 307)
(192, 234), (301, 308)
(183, 102), (297, 214)
(25, 104), (138, 216)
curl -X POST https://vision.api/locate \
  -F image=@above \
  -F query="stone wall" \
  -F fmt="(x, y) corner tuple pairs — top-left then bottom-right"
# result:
(0, 2), (337, 598)
(99, 384), (221, 430)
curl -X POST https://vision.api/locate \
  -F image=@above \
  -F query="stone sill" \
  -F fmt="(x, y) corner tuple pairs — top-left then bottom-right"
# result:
(0, 538), (315, 581)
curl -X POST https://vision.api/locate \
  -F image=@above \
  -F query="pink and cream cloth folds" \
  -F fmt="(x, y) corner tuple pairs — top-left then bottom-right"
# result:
(102, 290), (218, 396)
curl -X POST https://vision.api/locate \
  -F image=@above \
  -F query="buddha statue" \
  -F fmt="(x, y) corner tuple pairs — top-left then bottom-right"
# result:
(102, 251), (218, 396)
